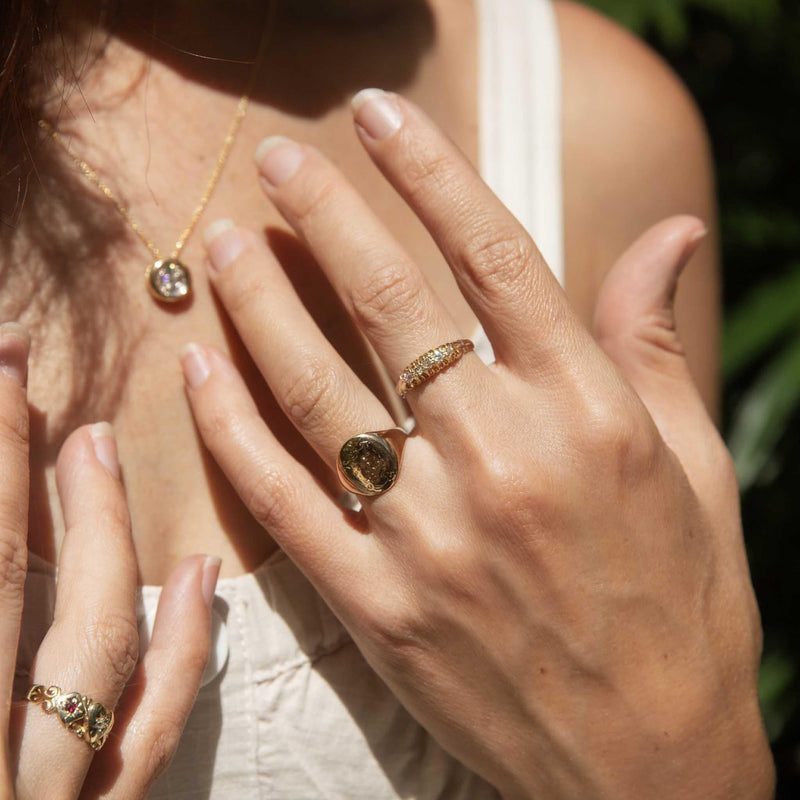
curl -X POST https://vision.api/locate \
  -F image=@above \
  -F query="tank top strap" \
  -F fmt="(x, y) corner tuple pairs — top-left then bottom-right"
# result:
(476, 0), (564, 287)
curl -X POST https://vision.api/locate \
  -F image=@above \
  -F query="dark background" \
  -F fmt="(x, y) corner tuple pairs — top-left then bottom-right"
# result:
(583, 0), (800, 794)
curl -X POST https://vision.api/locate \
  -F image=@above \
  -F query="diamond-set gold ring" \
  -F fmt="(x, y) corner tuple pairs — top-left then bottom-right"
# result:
(27, 684), (115, 751)
(395, 339), (475, 398)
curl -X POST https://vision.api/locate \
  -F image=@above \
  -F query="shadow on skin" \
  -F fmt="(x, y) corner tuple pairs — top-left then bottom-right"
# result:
(101, 0), (435, 118)
(0, 1), (460, 792)
(0, 0), (433, 560)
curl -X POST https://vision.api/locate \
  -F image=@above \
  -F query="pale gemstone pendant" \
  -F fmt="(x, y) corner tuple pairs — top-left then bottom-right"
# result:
(146, 259), (192, 302)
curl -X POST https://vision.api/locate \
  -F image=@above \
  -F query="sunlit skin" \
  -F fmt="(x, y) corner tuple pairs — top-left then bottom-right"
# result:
(1, 0), (719, 585)
(0, 1), (770, 797)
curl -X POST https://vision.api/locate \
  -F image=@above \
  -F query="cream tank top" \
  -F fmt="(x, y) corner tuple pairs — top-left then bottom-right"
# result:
(17, 0), (564, 796)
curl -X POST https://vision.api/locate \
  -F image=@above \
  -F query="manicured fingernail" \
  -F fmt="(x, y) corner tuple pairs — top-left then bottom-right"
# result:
(90, 421), (120, 480)
(181, 343), (211, 389)
(352, 88), (403, 140)
(255, 136), (305, 187)
(684, 226), (709, 261)
(204, 218), (244, 272)
(0, 322), (30, 386)
(201, 556), (222, 608)
(688, 226), (709, 246)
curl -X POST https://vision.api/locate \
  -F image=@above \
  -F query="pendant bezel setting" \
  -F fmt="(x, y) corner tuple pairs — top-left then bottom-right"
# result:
(146, 258), (192, 303)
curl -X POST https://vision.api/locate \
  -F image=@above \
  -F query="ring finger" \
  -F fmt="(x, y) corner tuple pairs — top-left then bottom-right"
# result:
(250, 136), (490, 420)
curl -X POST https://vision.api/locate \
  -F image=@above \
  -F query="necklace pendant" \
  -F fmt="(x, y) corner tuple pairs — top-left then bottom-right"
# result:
(146, 259), (192, 303)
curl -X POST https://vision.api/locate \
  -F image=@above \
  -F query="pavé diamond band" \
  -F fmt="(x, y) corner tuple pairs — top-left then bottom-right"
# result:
(395, 339), (475, 398)
(27, 684), (115, 751)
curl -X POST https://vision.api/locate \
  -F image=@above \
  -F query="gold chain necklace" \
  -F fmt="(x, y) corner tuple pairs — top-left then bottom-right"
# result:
(39, 103), (247, 303)
(38, 8), (275, 304)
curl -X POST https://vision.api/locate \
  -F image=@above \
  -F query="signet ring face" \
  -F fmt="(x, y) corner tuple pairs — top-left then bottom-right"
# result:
(336, 428), (407, 497)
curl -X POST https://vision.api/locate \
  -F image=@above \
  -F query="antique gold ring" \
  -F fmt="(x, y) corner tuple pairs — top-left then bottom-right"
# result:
(27, 684), (115, 751)
(337, 428), (407, 497)
(396, 339), (475, 398)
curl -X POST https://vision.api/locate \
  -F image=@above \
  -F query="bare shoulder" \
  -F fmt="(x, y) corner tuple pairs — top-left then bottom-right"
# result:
(554, 0), (719, 414)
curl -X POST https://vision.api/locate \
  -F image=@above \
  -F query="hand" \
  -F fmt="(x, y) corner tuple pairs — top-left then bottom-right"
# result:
(0, 324), (220, 799)
(182, 90), (774, 799)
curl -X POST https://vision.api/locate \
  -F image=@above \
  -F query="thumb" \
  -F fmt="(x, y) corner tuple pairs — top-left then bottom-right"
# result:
(594, 216), (730, 499)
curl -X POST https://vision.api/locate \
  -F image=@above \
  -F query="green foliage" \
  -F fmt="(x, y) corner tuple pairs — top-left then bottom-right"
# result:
(587, 0), (779, 44)
(723, 267), (800, 379)
(724, 266), (800, 489)
(727, 325), (800, 489)
(760, 651), (798, 742)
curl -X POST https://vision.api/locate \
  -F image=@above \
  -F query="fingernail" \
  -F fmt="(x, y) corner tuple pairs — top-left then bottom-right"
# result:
(684, 226), (709, 261)
(0, 322), (30, 386)
(181, 343), (211, 389)
(688, 226), (709, 246)
(204, 218), (244, 272)
(90, 421), (120, 480)
(201, 556), (222, 608)
(351, 88), (403, 140)
(255, 136), (305, 187)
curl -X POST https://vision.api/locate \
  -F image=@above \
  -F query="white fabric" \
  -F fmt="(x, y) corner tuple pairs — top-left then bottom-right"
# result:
(17, 1), (564, 796)
(473, 0), (563, 364)
(477, 0), (564, 287)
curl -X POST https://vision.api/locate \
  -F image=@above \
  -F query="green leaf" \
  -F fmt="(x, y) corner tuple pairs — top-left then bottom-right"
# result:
(759, 651), (797, 742)
(722, 208), (800, 250)
(653, 0), (689, 45)
(582, 0), (778, 37)
(689, 0), (779, 29)
(728, 333), (800, 490)
(723, 265), (800, 378)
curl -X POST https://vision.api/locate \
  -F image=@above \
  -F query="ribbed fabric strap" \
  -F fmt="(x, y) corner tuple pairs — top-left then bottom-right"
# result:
(476, 0), (564, 287)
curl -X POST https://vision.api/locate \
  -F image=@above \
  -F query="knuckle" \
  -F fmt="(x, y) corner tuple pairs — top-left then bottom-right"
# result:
(350, 260), (426, 332)
(403, 150), (456, 200)
(281, 356), (342, 433)
(242, 465), (299, 534)
(180, 643), (211, 680)
(578, 400), (660, 479)
(196, 403), (244, 447)
(462, 224), (538, 298)
(0, 394), (30, 454)
(80, 611), (140, 691)
(289, 174), (338, 225)
(142, 722), (183, 783)
(92, 500), (132, 539)
(0, 532), (28, 600)
(222, 271), (273, 317)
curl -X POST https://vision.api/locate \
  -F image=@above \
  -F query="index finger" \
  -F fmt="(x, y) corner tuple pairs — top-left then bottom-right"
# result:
(351, 90), (587, 375)
(0, 322), (30, 727)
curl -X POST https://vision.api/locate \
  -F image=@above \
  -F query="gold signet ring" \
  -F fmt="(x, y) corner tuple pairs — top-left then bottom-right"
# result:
(336, 428), (407, 497)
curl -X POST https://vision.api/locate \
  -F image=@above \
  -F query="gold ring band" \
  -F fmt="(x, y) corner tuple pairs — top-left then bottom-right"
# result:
(27, 684), (115, 751)
(337, 428), (407, 497)
(396, 339), (475, 398)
